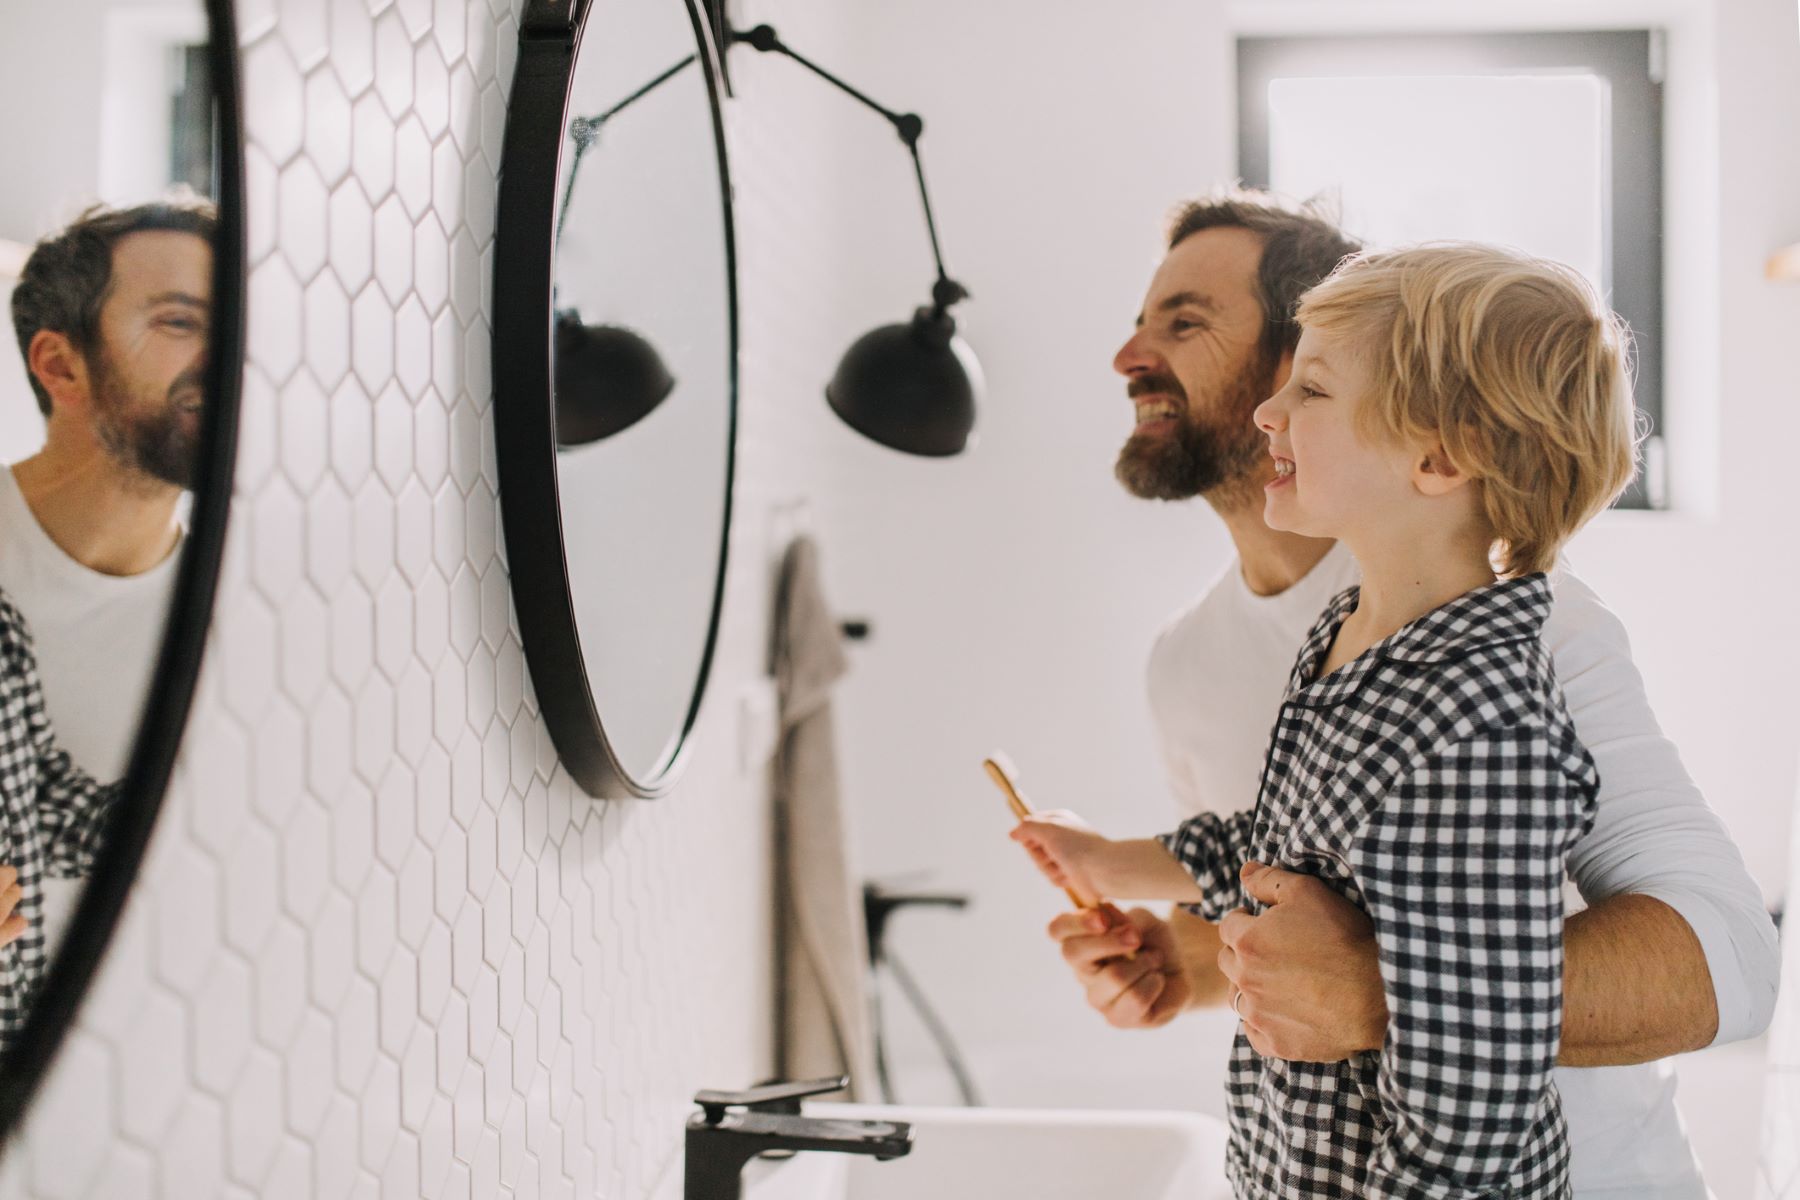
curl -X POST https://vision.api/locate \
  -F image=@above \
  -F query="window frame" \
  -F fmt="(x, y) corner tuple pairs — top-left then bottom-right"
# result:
(1237, 30), (1665, 509)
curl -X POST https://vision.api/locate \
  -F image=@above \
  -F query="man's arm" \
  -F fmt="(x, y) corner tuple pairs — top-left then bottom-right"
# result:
(1169, 907), (1232, 1009)
(1548, 577), (1779, 1049)
(1561, 893), (1717, 1064)
(1219, 867), (1719, 1065)
(1052, 863), (1726, 1063)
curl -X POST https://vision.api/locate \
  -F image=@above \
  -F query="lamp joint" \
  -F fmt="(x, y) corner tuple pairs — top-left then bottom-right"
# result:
(931, 277), (969, 313)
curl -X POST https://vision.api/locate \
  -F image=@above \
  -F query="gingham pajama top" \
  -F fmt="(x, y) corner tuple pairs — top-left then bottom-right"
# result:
(0, 591), (119, 1049)
(1159, 573), (1599, 1199)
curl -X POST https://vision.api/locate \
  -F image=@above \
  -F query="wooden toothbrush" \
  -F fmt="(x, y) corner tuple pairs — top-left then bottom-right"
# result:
(985, 751), (1098, 912)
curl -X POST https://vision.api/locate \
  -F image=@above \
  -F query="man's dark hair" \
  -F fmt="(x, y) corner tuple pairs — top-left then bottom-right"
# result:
(10, 197), (218, 416)
(1166, 189), (1362, 371)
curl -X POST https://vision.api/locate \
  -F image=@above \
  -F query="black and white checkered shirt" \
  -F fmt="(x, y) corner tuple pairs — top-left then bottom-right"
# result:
(0, 590), (119, 1050)
(1160, 573), (1598, 1199)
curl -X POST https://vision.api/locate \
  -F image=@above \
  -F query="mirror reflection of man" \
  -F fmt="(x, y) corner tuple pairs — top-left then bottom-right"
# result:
(1047, 192), (1778, 1198)
(3, 199), (214, 943)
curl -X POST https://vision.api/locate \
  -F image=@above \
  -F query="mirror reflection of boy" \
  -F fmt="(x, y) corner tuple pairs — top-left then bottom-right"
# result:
(1016, 246), (1636, 1196)
(0, 590), (120, 1050)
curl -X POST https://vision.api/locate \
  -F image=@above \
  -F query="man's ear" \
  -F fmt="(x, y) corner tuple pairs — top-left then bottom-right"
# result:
(1412, 439), (1475, 498)
(26, 330), (89, 416)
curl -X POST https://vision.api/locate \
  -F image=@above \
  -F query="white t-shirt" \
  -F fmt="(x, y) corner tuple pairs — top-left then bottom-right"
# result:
(0, 467), (180, 947)
(1148, 541), (1778, 1200)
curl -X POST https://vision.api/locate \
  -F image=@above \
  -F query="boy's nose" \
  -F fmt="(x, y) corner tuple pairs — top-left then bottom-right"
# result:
(1253, 394), (1285, 432)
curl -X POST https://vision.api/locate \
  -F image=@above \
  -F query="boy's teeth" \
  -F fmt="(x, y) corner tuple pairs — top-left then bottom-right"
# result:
(1275, 459), (1295, 477)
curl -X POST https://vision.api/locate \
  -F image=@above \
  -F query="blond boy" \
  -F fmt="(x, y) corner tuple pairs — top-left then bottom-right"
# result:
(1016, 245), (1637, 1198)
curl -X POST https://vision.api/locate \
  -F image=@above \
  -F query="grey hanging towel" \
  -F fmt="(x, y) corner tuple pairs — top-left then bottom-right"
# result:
(771, 536), (877, 1099)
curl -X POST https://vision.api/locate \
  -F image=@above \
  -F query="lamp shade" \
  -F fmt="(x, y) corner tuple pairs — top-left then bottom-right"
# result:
(553, 310), (676, 447)
(826, 305), (981, 457)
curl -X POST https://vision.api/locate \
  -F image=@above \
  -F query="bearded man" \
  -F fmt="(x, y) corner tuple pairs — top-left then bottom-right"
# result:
(4, 200), (214, 937)
(1050, 191), (1777, 1199)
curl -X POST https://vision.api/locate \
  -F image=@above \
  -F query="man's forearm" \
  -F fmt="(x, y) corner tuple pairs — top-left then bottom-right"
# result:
(1561, 893), (1718, 1066)
(1169, 907), (1233, 1009)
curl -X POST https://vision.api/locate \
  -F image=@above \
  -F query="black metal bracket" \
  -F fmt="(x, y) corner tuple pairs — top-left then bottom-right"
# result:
(725, 22), (967, 313)
(707, 0), (733, 94)
(522, 0), (586, 37)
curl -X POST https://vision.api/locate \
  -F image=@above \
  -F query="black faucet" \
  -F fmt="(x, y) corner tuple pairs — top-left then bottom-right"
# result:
(685, 1076), (914, 1200)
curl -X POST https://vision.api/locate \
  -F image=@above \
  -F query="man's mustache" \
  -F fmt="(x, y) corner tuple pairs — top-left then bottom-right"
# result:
(167, 363), (206, 406)
(1128, 374), (1187, 402)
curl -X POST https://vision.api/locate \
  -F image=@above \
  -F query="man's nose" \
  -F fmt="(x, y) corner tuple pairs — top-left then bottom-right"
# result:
(1113, 330), (1157, 377)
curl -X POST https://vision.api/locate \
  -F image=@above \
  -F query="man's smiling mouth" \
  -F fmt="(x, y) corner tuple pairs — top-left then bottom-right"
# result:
(1133, 398), (1180, 424)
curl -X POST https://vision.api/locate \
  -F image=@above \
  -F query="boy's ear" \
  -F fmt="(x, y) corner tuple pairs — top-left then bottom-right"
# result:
(1412, 439), (1475, 498)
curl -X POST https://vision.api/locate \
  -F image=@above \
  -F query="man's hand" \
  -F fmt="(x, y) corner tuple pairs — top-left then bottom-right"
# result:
(0, 866), (25, 949)
(1218, 861), (1387, 1061)
(1046, 903), (1191, 1028)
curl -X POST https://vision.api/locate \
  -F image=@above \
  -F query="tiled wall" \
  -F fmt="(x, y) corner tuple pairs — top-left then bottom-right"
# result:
(0, 0), (853, 1196)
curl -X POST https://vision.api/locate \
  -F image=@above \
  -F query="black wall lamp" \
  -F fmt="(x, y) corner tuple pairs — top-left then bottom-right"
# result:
(730, 23), (982, 458)
(551, 16), (982, 456)
(550, 55), (695, 448)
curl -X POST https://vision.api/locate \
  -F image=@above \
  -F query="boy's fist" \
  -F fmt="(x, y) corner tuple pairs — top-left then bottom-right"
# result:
(0, 865), (25, 949)
(1010, 810), (1108, 906)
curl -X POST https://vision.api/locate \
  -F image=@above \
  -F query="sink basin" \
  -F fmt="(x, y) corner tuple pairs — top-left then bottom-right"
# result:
(739, 1104), (1231, 1200)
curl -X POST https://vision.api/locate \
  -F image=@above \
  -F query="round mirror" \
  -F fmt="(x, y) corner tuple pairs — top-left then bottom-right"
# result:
(0, 0), (241, 1122)
(494, 0), (735, 799)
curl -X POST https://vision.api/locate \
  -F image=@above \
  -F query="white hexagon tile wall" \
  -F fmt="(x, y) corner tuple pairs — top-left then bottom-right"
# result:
(0, 0), (858, 1196)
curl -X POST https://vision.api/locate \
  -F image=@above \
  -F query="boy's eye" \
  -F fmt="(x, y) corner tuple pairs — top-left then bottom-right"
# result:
(1299, 385), (1325, 401)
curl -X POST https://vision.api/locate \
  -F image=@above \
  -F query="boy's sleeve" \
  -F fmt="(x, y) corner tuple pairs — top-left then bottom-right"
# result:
(0, 601), (121, 880)
(1349, 721), (1597, 1198)
(1156, 808), (1258, 922)
(34, 746), (120, 880)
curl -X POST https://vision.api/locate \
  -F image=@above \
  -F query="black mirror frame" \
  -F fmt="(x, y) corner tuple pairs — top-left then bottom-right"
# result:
(493, 0), (739, 800)
(0, 0), (244, 1142)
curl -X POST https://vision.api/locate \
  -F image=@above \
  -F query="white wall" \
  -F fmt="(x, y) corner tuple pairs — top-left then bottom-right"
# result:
(0, 0), (857, 1195)
(815, 0), (1800, 1155)
(813, 0), (1247, 1113)
(0, 0), (208, 466)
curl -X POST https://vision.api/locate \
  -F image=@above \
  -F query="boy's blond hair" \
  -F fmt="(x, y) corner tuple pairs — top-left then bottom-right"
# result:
(1296, 244), (1639, 576)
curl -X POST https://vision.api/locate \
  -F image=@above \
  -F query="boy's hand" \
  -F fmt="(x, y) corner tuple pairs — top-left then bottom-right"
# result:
(0, 865), (25, 949)
(1010, 811), (1109, 905)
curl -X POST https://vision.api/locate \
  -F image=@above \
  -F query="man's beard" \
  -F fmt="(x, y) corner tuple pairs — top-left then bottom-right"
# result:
(89, 351), (201, 490)
(1114, 352), (1274, 508)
